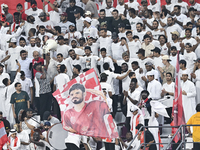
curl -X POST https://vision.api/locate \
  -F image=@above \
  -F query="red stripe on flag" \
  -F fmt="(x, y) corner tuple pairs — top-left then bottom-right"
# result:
(172, 51), (185, 143)
(0, 122), (8, 147)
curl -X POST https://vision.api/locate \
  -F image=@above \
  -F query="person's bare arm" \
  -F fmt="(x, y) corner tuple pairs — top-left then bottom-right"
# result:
(1, 55), (10, 63)
(27, 101), (30, 108)
(24, 117), (35, 130)
(30, 87), (33, 104)
(45, 0), (59, 12)
(116, 70), (131, 80)
(12, 104), (16, 119)
(40, 66), (46, 79)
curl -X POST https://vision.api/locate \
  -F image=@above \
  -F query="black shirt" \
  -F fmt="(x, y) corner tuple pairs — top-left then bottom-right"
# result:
(66, 6), (84, 24)
(143, 130), (157, 150)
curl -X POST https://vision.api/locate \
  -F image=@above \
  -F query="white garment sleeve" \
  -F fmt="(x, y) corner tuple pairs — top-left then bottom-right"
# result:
(187, 83), (196, 98)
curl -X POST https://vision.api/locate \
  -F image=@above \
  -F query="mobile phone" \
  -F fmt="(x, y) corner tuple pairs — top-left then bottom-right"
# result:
(15, 59), (18, 63)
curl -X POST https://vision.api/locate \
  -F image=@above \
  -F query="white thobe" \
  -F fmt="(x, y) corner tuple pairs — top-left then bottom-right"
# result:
(181, 80), (196, 122)
(4, 72), (21, 126)
(193, 69), (200, 104)
(3, 137), (21, 150)
(130, 113), (144, 137)
(147, 79), (162, 100)
(18, 130), (29, 150)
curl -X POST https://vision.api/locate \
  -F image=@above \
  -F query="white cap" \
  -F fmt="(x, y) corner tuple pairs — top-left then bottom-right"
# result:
(130, 105), (138, 112)
(85, 11), (91, 15)
(2, 4), (8, 8)
(83, 17), (92, 23)
(10, 38), (17, 43)
(150, 100), (169, 118)
(162, 55), (171, 60)
(146, 70), (154, 76)
(182, 69), (189, 75)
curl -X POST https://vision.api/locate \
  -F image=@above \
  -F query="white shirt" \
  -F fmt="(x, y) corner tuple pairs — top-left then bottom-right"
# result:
(166, 25), (182, 42)
(82, 55), (100, 75)
(111, 42), (127, 60)
(83, 26), (98, 39)
(132, 30), (146, 42)
(159, 43), (169, 55)
(105, 8), (114, 17)
(98, 56), (114, 73)
(0, 73), (10, 88)
(128, 40), (141, 58)
(36, 20), (54, 29)
(25, 45), (43, 59)
(96, 37), (112, 56)
(170, 54), (184, 67)
(18, 58), (32, 79)
(129, 16), (143, 31)
(174, 14), (187, 28)
(49, 116), (60, 125)
(66, 31), (82, 43)
(162, 82), (175, 107)
(57, 44), (71, 58)
(18, 130), (29, 150)
(48, 8), (62, 26)
(147, 79), (162, 100)
(148, 3), (160, 12)
(20, 78), (33, 99)
(89, 43), (99, 56)
(76, 16), (84, 32)
(100, 82), (112, 94)
(171, 2), (188, 14)
(22, 119), (39, 134)
(54, 73), (70, 91)
(119, 72), (131, 91)
(183, 50), (197, 73)
(116, 4), (125, 15)
(152, 30), (165, 40)
(182, 38), (197, 46)
(127, 86), (143, 117)
(65, 133), (82, 148)
(25, 8), (43, 22)
(58, 21), (73, 33)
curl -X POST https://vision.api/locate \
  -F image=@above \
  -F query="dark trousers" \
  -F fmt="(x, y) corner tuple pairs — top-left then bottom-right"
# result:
(112, 95), (118, 118)
(165, 107), (172, 124)
(65, 143), (80, 150)
(172, 140), (181, 150)
(39, 92), (52, 120)
(104, 142), (115, 150)
(125, 117), (131, 132)
(194, 142), (200, 150)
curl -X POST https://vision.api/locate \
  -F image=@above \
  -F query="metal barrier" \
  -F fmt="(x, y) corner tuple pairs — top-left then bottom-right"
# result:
(126, 124), (200, 150)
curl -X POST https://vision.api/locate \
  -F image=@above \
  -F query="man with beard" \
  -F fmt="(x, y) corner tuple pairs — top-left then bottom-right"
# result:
(26, 37), (43, 59)
(166, 17), (182, 42)
(173, 5), (187, 28)
(70, 39), (85, 55)
(36, 11), (54, 29)
(66, 0), (84, 24)
(63, 83), (117, 137)
(21, 108), (39, 135)
(74, 8), (84, 33)
(133, 23), (146, 42)
(2, 4), (13, 24)
(29, 132), (45, 149)
(58, 12), (73, 34)
(11, 12), (21, 32)
(17, 123), (30, 150)
(166, 31), (181, 51)
(151, 20), (165, 40)
(24, 15), (36, 37)
(66, 23), (82, 42)
(169, 46), (184, 67)
(25, 1), (43, 22)
(44, 0), (62, 26)
(42, 122), (51, 140)
(57, 35), (71, 59)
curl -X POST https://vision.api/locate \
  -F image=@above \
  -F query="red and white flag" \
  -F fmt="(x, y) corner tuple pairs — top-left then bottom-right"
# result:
(172, 51), (185, 143)
(0, 121), (8, 149)
(53, 69), (118, 138)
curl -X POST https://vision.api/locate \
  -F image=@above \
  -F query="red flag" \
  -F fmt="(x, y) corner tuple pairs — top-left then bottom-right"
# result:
(172, 51), (185, 143)
(0, 121), (8, 149)
(53, 69), (118, 138)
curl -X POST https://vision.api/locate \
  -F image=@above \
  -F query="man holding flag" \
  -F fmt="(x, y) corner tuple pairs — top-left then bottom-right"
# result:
(0, 117), (8, 149)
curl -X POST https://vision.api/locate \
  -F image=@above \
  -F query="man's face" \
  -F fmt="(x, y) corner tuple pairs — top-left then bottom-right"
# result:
(165, 0), (171, 4)
(179, 63), (183, 69)
(197, 28), (200, 35)
(71, 41), (77, 48)
(112, 11), (118, 19)
(0, 66), (3, 74)
(69, 51), (76, 59)
(87, 39), (93, 45)
(58, 39), (64, 45)
(61, 15), (67, 22)
(144, 38), (151, 44)
(121, 64), (128, 72)
(33, 132), (40, 141)
(21, 52), (27, 60)
(172, 34), (178, 41)
(118, 27), (123, 32)
(152, 21), (158, 29)
(73, 67), (78, 74)
(123, 55), (129, 62)
(3, 7), (8, 13)
(19, 40), (26, 47)
(69, 25), (75, 32)
(16, 6), (23, 12)
(53, 1), (59, 7)
(126, 33), (133, 41)
(150, 0), (156, 4)
(167, 18), (173, 26)
(145, 65), (152, 71)
(14, 15), (19, 23)
(39, 28), (45, 35)
(33, 52), (39, 60)
(39, 16), (46, 22)
(166, 73), (172, 81)
(30, 39), (36, 47)
(130, 82), (136, 90)
(16, 84), (22, 91)
(0, 113), (2, 120)
(26, 111), (33, 118)
(141, 92), (148, 100)
(182, 74), (188, 82)
(57, 55), (63, 62)
(112, 38), (118, 43)
(189, 0), (195, 4)
(44, 125), (50, 131)
(70, 89), (84, 104)
(74, 13), (80, 18)
(136, 24), (142, 32)
(132, 64), (138, 71)
(57, 65), (61, 73)
(85, 49), (91, 56)
(159, 36), (165, 44)
(106, 0), (112, 8)
(118, 0), (124, 5)
(101, 51), (106, 57)
(70, 1), (75, 7)
(162, 59), (167, 65)
(147, 75), (154, 81)
(171, 49), (177, 56)
(100, 30), (106, 37)
(100, 11), (105, 19)
(11, 133), (17, 139)
(174, 7), (180, 15)
(185, 30), (191, 38)
(185, 45), (191, 53)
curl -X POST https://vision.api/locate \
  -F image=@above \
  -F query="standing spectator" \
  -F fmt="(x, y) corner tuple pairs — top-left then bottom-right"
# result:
(32, 51), (44, 78)
(11, 82), (30, 123)
(82, 0), (99, 18)
(173, 5), (187, 28)
(83, 17), (98, 39)
(58, 12), (73, 34)
(128, 8), (143, 31)
(18, 50), (32, 79)
(34, 63), (52, 120)
(74, 8), (84, 33)
(66, 0), (84, 24)
(141, 34), (155, 57)
(2, 4), (13, 24)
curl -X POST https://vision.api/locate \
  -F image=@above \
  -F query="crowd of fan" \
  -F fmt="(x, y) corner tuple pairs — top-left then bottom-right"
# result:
(0, 0), (200, 149)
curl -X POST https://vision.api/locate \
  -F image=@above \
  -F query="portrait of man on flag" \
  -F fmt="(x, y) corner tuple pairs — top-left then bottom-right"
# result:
(53, 69), (118, 138)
